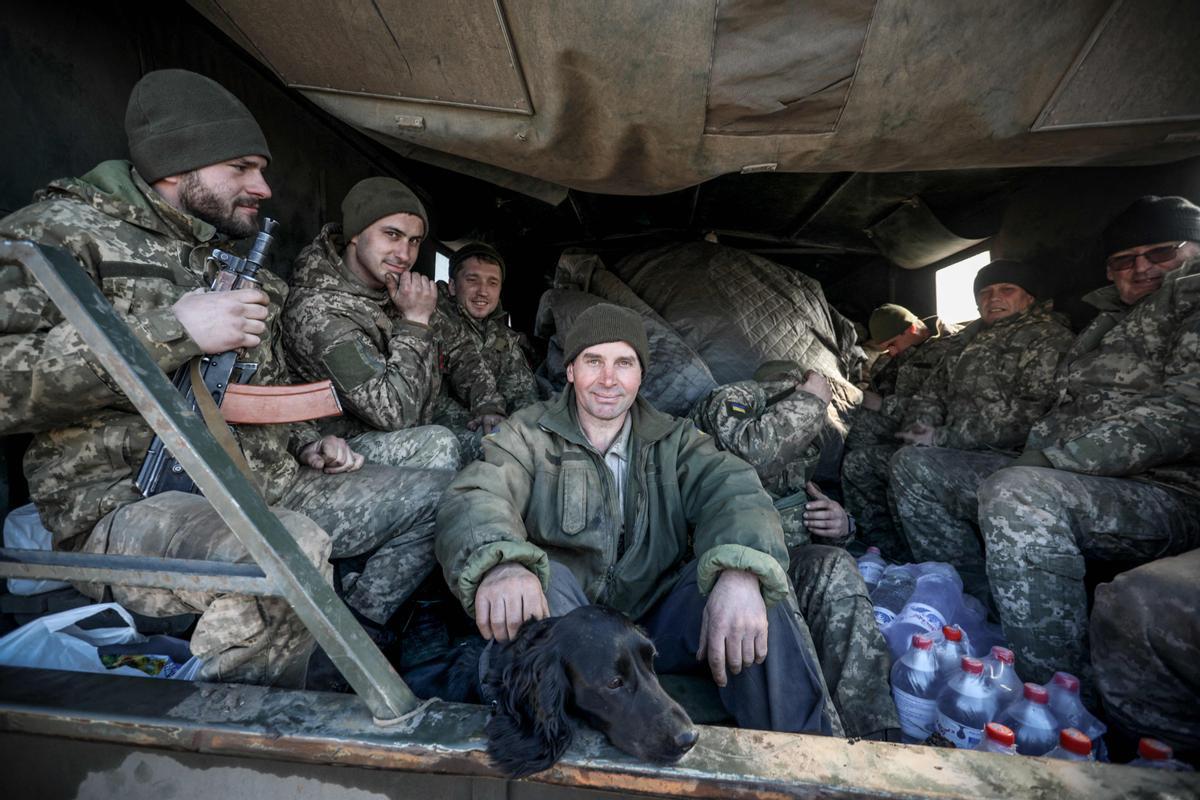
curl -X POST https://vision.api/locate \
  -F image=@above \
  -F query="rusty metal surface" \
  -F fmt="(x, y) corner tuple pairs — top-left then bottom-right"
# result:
(0, 547), (282, 596)
(0, 240), (418, 721)
(1, 667), (1197, 799)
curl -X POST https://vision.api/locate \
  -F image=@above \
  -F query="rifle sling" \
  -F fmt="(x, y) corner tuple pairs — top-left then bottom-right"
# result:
(189, 357), (262, 494)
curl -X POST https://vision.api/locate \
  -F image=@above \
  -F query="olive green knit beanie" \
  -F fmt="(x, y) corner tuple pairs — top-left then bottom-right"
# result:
(342, 177), (428, 239)
(753, 360), (804, 383)
(450, 241), (506, 280)
(125, 69), (270, 183)
(563, 304), (650, 370)
(868, 303), (920, 343)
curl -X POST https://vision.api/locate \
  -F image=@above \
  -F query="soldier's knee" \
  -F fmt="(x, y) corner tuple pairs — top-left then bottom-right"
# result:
(790, 544), (867, 597)
(425, 425), (462, 470)
(887, 445), (924, 484)
(275, 508), (334, 576)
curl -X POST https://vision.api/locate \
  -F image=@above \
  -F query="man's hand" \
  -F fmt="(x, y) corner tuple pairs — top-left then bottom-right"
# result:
(895, 422), (935, 446)
(861, 390), (883, 412)
(697, 569), (768, 687)
(797, 370), (833, 404)
(803, 481), (850, 540)
(467, 412), (506, 433)
(474, 562), (548, 642)
(384, 271), (438, 326)
(298, 435), (365, 474)
(173, 288), (269, 353)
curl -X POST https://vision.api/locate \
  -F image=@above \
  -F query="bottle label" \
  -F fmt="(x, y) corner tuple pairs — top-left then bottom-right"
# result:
(894, 602), (946, 634)
(859, 561), (885, 585)
(935, 712), (985, 749)
(873, 606), (896, 627)
(892, 688), (937, 741)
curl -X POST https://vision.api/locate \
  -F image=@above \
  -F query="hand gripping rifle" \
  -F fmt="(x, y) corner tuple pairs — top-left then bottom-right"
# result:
(135, 218), (341, 497)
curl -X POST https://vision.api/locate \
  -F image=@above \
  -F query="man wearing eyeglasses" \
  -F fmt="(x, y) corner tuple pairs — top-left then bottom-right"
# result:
(894, 195), (1200, 695)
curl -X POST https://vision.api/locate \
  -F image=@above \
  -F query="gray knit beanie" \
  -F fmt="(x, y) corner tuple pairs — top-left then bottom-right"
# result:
(1102, 196), (1200, 256)
(563, 304), (650, 371)
(342, 177), (428, 239)
(973, 259), (1040, 299)
(125, 69), (270, 183)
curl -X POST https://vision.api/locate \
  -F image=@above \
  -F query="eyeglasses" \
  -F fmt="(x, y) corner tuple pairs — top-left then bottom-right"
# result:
(1106, 242), (1187, 272)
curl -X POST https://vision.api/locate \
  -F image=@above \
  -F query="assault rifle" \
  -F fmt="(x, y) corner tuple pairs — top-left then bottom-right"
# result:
(135, 218), (341, 497)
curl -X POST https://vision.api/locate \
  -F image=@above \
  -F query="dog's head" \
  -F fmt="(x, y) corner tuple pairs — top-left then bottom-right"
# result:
(484, 605), (698, 778)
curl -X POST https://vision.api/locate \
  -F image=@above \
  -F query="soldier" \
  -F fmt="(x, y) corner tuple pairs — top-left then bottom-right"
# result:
(842, 260), (1074, 560)
(284, 179), (506, 471)
(892, 196), (1200, 688)
(438, 303), (875, 739)
(689, 360), (899, 739)
(432, 241), (539, 462)
(859, 303), (961, 404)
(0, 70), (451, 683)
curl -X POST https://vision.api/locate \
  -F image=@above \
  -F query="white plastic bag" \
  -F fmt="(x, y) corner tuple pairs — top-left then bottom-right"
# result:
(3, 503), (70, 595)
(0, 602), (202, 679)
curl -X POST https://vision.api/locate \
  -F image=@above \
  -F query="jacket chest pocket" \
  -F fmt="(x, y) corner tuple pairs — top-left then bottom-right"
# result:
(559, 454), (592, 535)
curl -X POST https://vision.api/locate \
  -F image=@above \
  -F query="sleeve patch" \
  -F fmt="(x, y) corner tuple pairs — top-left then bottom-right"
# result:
(320, 338), (384, 392)
(725, 400), (751, 418)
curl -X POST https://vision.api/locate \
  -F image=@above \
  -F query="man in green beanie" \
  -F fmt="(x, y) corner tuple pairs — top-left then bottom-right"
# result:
(0, 70), (453, 686)
(892, 196), (1200, 698)
(431, 241), (539, 462)
(438, 303), (855, 738)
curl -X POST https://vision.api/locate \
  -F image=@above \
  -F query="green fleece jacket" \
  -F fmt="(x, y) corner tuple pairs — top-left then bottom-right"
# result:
(435, 389), (792, 620)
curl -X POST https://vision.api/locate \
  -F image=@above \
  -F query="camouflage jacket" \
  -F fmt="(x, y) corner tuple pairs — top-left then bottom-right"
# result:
(1027, 260), (1200, 496)
(903, 301), (1074, 452)
(0, 161), (307, 547)
(867, 316), (962, 401)
(282, 224), (504, 438)
(688, 379), (826, 498)
(435, 283), (538, 416)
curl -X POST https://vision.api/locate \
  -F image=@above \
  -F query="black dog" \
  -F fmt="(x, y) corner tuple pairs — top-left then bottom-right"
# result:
(407, 605), (698, 777)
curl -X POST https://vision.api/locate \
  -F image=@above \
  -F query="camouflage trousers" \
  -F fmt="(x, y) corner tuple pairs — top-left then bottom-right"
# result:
(432, 394), (486, 464)
(279, 463), (455, 625)
(840, 444), (911, 562)
(1090, 548), (1200, 755)
(790, 544), (899, 739)
(348, 425), (461, 471)
(81, 491), (333, 688)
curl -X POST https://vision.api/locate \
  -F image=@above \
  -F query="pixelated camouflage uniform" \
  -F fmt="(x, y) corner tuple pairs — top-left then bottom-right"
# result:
(432, 282), (538, 462)
(283, 223), (502, 468)
(894, 262), (1200, 686)
(0, 165), (449, 681)
(843, 303), (1072, 561)
(860, 316), (961, 402)
(1090, 548), (1200, 754)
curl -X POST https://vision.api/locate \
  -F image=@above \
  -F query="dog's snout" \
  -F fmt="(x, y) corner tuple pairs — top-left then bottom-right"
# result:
(674, 728), (699, 753)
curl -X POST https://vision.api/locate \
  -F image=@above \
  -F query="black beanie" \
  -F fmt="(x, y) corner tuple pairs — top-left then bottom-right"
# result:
(973, 259), (1040, 299)
(342, 177), (428, 239)
(1102, 196), (1200, 256)
(450, 241), (506, 280)
(125, 69), (270, 183)
(563, 304), (651, 371)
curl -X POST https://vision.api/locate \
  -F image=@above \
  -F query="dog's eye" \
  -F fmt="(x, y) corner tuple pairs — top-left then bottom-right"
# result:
(607, 677), (624, 690)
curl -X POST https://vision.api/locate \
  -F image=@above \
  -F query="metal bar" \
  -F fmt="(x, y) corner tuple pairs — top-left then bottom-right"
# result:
(1, 240), (419, 721)
(0, 548), (281, 597)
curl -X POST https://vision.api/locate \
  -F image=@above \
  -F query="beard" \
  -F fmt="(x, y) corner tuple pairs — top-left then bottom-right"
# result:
(178, 171), (259, 239)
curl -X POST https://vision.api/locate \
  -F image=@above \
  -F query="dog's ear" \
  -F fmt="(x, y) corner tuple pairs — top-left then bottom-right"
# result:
(485, 618), (575, 778)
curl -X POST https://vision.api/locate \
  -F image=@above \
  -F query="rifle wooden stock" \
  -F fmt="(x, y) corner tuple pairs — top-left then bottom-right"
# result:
(220, 380), (343, 425)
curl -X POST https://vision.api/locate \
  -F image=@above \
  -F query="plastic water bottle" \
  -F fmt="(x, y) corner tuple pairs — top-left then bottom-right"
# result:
(996, 682), (1060, 756)
(1045, 728), (1094, 761)
(891, 633), (941, 744)
(1128, 738), (1196, 771)
(857, 546), (886, 590)
(934, 656), (1000, 749)
(974, 722), (1018, 755)
(884, 568), (963, 660)
(982, 646), (1023, 706)
(933, 625), (970, 678)
(1046, 672), (1108, 761)
(952, 593), (998, 656)
(871, 565), (915, 629)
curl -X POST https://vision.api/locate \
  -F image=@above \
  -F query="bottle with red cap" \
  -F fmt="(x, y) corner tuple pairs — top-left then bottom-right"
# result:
(974, 722), (1019, 755)
(995, 682), (1060, 755)
(1045, 671), (1108, 761)
(982, 645), (1023, 704)
(1128, 738), (1196, 771)
(1045, 728), (1094, 761)
(856, 546), (886, 590)
(933, 624), (970, 678)
(934, 656), (1000, 749)
(890, 633), (941, 743)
